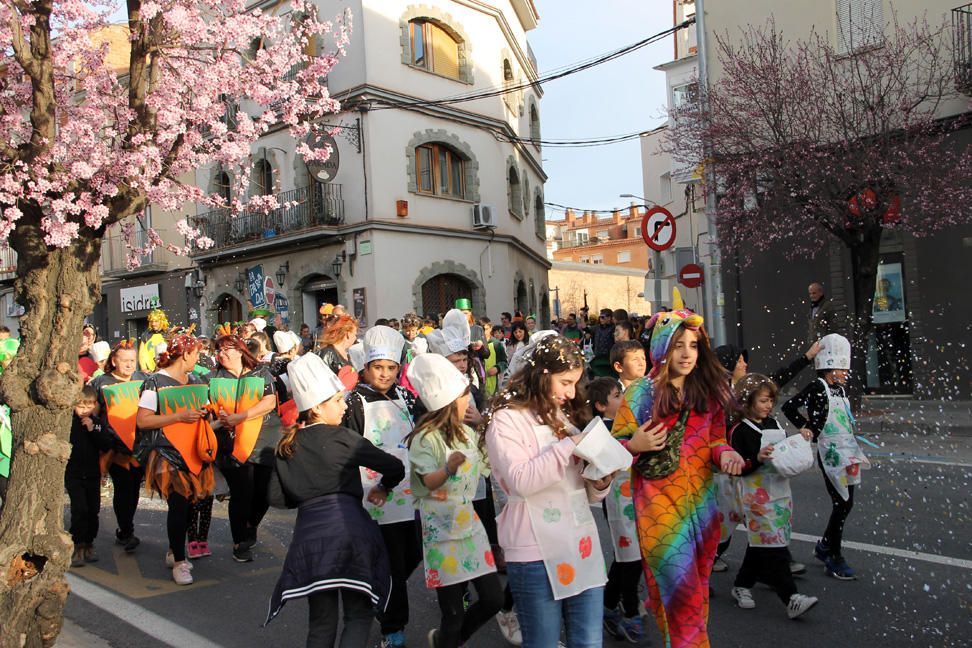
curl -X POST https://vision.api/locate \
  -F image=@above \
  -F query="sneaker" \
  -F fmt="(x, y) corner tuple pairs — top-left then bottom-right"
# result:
(496, 609), (523, 646)
(122, 535), (140, 553)
(82, 544), (99, 563)
(186, 542), (204, 560)
(378, 631), (406, 648)
(617, 615), (645, 643)
(790, 561), (807, 575)
(172, 561), (193, 586)
(712, 557), (729, 573)
(787, 593), (818, 619)
(813, 539), (830, 562)
(70, 547), (85, 568)
(165, 550), (174, 568)
(232, 544), (254, 563)
(602, 606), (623, 639)
(824, 555), (857, 580)
(731, 587), (756, 609)
(427, 628), (439, 648)
(197, 541), (212, 557)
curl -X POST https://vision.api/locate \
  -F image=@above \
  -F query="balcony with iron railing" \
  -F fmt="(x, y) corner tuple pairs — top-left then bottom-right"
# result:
(191, 183), (344, 255)
(100, 226), (171, 276)
(954, 4), (972, 93)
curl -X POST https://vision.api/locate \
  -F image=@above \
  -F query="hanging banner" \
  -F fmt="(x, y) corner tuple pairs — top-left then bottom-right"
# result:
(247, 265), (267, 309)
(872, 262), (906, 324)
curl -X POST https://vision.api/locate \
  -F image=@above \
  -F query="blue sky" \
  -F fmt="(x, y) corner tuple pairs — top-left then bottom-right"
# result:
(529, 0), (673, 219)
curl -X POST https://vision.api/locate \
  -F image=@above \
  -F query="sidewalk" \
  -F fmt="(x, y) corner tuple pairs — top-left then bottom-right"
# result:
(56, 619), (111, 648)
(857, 397), (972, 436)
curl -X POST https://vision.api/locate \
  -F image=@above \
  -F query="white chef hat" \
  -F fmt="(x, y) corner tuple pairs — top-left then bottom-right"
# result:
(506, 330), (558, 378)
(410, 337), (428, 356)
(814, 333), (851, 371)
(89, 341), (111, 363)
(407, 353), (469, 411)
(347, 341), (366, 371)
(427, 309), (470, 356)
(273, 330), (296, 353)
(363, 325), (405, 365)
(286, 352), (345, 411)
(250, 317), (267, 332)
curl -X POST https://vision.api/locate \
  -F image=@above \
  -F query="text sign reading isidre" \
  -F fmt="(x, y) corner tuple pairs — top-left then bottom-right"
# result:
(640, 207), (677, 252)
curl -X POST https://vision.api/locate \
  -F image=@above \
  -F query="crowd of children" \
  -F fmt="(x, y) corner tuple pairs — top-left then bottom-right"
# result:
(33, 296), (875, 647)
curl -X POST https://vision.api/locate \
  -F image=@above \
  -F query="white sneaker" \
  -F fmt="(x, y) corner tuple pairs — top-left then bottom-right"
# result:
(787, 593), (818, 619)
(165, 551), (192, 570)
(172, 561), (193, 586)
(711, 557), (729, 573)
(496, 609), (523, 646)
(731, 587), (756, 609)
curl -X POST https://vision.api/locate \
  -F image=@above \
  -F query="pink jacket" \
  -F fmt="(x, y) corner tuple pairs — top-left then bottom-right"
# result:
(486, 407), (610, 563)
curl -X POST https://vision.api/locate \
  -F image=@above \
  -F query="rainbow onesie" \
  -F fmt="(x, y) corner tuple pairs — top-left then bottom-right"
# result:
(613, 308), (731, 648)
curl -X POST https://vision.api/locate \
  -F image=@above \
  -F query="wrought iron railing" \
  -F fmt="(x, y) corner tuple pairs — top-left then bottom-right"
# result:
(191, 183), (344, 254)
(953, 4), (972, 93)
(100, 226), (162, 273)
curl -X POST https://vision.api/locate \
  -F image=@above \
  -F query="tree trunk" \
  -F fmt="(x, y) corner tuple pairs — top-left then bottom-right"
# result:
(847, 225), (883, 399)
(0, 221), (102, 648)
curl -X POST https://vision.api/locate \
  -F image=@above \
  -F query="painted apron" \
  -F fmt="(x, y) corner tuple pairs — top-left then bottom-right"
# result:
(734, 419), (792, 548)
(516, 425), (607, 600)
(714, 472), (742, 544)
(817, 379), (870, 501)
(604, 470), (641, 562)
(418, 444), (496, 588)
(360, 398), (415, 524)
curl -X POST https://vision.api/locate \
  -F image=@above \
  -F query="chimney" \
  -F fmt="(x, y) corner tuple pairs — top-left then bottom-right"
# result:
(566, 208), (576, 226)
(613, 209), (622, 225)
(629, 202), (639, 220)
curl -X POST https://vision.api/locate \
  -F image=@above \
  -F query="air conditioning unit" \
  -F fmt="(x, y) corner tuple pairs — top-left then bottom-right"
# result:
(473, 204), (496, 229)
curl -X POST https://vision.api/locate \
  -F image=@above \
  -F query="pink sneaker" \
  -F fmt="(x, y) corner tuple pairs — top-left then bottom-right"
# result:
(197, 541), (212, 557)
(186, 542), (203, 560)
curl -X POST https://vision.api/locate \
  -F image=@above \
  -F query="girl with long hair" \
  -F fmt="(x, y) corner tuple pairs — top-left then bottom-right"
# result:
(316, 314), (359, 390)
(611, 309), (745, 648)
(265, 353), (404, 647)
(134, 332), (212, 585)
(210, 334), (278, 562)
(485, 334), (614, 648)
(405, 353), (503, 648)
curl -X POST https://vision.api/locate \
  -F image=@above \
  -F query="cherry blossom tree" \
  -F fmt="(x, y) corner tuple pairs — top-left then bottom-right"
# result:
(0, 1), (348, 643)
(667, 15), (972, 357)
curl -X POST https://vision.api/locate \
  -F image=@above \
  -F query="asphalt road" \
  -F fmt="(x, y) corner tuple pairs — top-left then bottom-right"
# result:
(62, 431), (970, 647)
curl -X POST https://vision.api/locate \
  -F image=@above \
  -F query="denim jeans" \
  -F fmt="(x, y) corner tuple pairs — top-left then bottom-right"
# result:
(507, 560), (604, 648)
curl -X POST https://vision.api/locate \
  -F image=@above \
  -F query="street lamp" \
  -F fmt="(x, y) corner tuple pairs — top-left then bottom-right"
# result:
(331, 250), (347, 278)
(235, 271), (246, 293)
(275, 261), (289, 287)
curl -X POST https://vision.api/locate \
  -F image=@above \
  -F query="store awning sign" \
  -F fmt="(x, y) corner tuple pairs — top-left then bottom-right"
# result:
(120, 284), (160, 314)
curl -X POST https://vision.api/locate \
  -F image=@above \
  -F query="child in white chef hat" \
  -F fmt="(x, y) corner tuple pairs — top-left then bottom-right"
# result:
(406, 353), (502, 648)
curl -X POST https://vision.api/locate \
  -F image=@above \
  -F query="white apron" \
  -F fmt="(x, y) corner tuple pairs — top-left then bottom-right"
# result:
(817, 379), (870, 502)
(734, 419), (792, 548)
(418, 445), (496, 588)
(604, 470), (641, 562)
(516, 424), (607, 600)
(361, 398), (415, 524)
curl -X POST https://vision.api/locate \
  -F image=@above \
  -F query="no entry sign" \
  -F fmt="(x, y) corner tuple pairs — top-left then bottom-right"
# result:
(678, 263), (704, 288)
(641, 207), (676, 252)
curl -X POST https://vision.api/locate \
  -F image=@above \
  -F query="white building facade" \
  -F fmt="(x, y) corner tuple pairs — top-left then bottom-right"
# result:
(191, 0), (550, 331)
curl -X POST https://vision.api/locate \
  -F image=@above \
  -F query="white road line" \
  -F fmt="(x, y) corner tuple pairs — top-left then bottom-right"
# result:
(789, 532), (972, 570)
(66, 574), (224, 648)
(866, 454), (972, 468)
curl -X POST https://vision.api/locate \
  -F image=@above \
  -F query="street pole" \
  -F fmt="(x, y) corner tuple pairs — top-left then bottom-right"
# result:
(695, 0), (727, 344)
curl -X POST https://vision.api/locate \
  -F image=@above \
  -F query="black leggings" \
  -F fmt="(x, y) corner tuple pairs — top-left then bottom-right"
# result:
(435, 573), (504, 648)
(822, 468), (855, 557)
(166, 491), (191, 562)
(734, 545), (797, 604)
(378, 519), (423, 635)
(188, 496), (214, 542)
(604, 560), (642, 616)
(221, 462), (273, 544)
(306, 588), (374, 648)
(108, 463), (143, 539)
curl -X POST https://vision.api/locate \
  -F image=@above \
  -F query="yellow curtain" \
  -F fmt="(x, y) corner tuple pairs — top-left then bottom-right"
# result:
(429, 23), (460, 79)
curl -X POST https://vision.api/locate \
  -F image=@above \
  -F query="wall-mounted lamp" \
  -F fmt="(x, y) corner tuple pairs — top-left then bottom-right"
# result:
(275, 261), (290, 287)
(235, 271), (246, 293)
(396, 200), (409, 218)
(331, 250), (347, 278)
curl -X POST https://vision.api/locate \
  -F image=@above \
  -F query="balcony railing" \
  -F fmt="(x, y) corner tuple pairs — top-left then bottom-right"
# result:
(0, 246), (17, 282)
(192, 183), (344, 254)
(100, 227), (165, 274)
(954, 4), (972, 93)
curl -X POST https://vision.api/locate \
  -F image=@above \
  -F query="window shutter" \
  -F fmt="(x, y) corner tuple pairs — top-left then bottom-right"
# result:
(430, 23), (460, 78)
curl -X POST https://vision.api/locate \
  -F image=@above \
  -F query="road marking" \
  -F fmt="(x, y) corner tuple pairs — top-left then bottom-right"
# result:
(67, 573), (224, 648)
(70, 546), (218, 599)
(865, 452), (972, 468)
(790, 532), (972, 570)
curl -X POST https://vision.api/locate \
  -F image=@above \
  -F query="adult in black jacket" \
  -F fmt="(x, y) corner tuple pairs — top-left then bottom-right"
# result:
(266, 353), (404, 647)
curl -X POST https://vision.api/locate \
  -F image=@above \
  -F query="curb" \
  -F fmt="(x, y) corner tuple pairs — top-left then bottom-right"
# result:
(57, 619), (112, 648)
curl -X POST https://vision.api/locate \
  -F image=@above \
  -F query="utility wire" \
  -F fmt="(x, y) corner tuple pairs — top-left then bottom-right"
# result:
(544, 201), (648, 215)
(366, 18), (694, 112)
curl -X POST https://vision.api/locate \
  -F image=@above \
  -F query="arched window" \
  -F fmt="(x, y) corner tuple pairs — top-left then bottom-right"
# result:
(250, 159), (273, 196)
(529, 103), (541, 143)
(534, 193), (545, 239)
(508, 166), (522, 217)
(415, 142), (465, 198)
(503, 59), (513, 82)
(409, 19), (460, 79)
(216, 171), (232, 203)
(422, 273), (473, 316)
